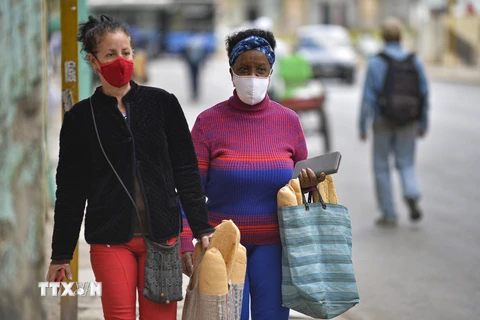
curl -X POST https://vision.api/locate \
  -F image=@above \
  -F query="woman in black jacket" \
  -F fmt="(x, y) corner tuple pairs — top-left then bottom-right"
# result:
(46, 15), (214, 319)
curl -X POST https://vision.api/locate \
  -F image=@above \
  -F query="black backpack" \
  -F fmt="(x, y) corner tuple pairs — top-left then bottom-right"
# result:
(377, 52), (423, 126)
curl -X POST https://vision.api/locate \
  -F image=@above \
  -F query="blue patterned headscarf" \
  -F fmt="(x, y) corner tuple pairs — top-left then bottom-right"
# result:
(229, 35), (275, 67)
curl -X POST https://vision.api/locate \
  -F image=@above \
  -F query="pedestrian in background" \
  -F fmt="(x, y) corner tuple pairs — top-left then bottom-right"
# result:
(46, 15), (214, 319)
(359, 17), (429, 227)
(183, 33), (208, 101)
(180, 28), (325, 320)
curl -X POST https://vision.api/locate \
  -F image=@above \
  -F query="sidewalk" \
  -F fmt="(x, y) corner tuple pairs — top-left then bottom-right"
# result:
(426, 63), (480, 86)
(44, 216), (357, 319)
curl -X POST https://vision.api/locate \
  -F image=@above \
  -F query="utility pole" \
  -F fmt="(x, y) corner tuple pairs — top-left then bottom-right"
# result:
(58, 1), (90, 318)
(60, 1), (79, 319)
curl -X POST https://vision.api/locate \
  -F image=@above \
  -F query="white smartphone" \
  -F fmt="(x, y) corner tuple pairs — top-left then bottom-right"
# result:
(293, 151), (342, 179)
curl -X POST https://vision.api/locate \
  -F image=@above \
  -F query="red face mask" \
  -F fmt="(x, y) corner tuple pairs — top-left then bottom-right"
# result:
(96, 56), (134, 88)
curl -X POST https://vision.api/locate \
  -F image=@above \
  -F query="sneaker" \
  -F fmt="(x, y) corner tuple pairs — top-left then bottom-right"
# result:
(375, 217), (398, 227)
(406, 197), (422, 221)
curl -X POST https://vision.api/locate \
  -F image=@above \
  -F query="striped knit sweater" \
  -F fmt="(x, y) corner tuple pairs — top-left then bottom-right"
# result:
(180, 91), (308, 252)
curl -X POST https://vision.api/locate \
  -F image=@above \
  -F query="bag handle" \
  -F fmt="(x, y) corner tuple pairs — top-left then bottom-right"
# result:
(187, 250), (205, 289)
(302, 186), (326, 211)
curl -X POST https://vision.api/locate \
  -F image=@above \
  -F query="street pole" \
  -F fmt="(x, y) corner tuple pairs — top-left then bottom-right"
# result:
(60, 1), (79, 319)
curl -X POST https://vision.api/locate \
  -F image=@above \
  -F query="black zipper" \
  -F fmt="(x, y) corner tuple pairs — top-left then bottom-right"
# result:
(124, 102), (137, 234)
(113, 102), (130, 135)
(125, 102), (151, 236)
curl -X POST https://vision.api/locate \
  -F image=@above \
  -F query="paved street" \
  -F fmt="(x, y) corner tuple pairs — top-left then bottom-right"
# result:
(44, 55), (480, 319)
(320, 70), (480, 320)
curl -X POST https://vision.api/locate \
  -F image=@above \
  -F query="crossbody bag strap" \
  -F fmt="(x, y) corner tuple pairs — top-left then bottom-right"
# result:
(89, 97), (181, 243)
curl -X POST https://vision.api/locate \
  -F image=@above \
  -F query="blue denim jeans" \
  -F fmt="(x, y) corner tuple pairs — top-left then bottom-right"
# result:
(241, 243), (290, 320)
(373, 120), (421, 219)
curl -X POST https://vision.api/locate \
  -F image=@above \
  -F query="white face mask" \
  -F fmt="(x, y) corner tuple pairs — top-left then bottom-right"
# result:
(232, 72), (270, 105)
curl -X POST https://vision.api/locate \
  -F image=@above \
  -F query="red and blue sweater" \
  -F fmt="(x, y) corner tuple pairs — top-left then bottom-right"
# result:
(180, 91), (308, 252)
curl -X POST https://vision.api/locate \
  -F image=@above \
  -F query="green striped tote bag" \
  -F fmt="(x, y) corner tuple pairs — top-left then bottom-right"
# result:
(278, 194), (359, 319)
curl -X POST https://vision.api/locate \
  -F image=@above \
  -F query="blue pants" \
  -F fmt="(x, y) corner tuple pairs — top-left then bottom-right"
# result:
(373, 121), (421, 219)
(241, 243), (289, 320)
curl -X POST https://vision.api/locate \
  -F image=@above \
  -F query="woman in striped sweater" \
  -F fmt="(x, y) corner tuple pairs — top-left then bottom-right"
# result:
(181, 29), (324, 320)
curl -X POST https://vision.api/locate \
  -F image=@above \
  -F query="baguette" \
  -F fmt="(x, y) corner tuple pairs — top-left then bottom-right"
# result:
(313, 175), (338, 204)
(288, 178), (303, 205)
(208, 220), (240, 280)
(198, 247), (229, 295)
(230, 244), (247, 285)
(277, 184), (298, 207)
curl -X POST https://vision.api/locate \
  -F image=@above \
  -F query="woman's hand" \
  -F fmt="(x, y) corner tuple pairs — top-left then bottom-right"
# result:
(182, 252), (194, 277)
(200, 232), (214, 249)
(299, 168), (326, 190)
(46, 263), (72, 282)
(182, 232), (214, 277)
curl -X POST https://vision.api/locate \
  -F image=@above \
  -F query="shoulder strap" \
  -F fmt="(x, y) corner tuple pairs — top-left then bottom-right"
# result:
(404, 53), (416, 63)
(404, 53), (421, 92)
(378, 52), (392, 62)
(378, 52), (394, 96)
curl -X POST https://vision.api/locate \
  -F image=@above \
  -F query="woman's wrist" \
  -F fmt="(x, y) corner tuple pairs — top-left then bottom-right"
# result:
(51, 259), (70, 265)
(301, 186), (316, 193)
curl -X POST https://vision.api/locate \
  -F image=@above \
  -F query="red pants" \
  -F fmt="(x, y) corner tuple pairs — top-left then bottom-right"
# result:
(90, 237), (178, 320)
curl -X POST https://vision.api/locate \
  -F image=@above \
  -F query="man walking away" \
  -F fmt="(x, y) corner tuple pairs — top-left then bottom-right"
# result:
(359, 17), (429, 227)
(183, 33), (208, 102)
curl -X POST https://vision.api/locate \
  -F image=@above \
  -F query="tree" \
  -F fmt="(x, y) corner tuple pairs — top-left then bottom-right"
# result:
(0, 1), (48, 319)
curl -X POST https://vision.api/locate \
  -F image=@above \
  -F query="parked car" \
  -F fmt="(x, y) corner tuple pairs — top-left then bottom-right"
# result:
(295, 24), (358, 84)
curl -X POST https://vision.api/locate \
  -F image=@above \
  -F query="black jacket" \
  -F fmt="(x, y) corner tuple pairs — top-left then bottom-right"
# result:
(51, 81), (214, 261)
